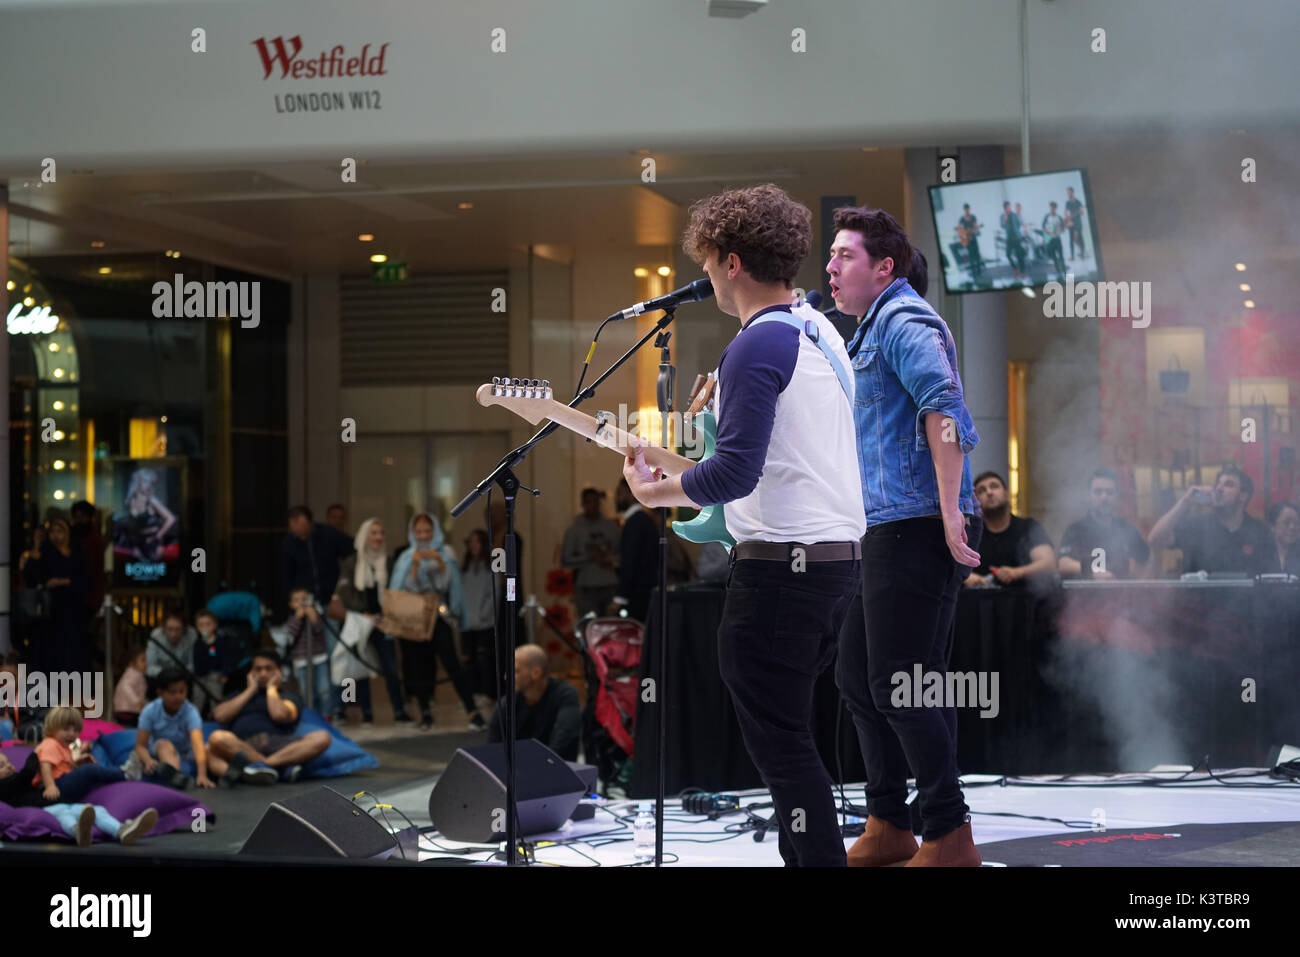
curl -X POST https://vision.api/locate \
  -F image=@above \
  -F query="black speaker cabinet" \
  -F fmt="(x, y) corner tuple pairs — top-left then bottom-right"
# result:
(240, 786), (395, 860)
(429, 740), (586, 843)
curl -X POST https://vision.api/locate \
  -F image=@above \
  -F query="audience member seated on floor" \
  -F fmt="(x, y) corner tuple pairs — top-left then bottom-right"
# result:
(0, 751), (157, 848)
(113, 647), (149, 726)
(125, 667), (214, 790)
(965, 471), (1057, 591)
(1146, 466), (1273, 576)
(1057, 468), (1149, 580)
(34, 707), (125, 803)
(192, 607), (230, 715)
(286, 587), (333, 717)
(487, 645), (581, 761)
(207, 649), (331, 785)
(146, 608), (198, 681)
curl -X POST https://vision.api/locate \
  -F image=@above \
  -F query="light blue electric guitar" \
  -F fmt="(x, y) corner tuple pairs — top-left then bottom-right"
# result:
(668, 409), (736, 550)
(476, 377), (735, 548)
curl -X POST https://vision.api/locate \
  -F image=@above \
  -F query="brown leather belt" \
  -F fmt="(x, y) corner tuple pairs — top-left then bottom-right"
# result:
(730, 541), (861, 563)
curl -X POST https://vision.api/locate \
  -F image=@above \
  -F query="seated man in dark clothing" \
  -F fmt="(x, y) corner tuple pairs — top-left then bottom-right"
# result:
(965, 471), (1056, 588)
(207, 650), (331, 785)
(1147, 466), (1272, 576)
(1058, 468), (1149, 579)
(487, 645), (581, 761)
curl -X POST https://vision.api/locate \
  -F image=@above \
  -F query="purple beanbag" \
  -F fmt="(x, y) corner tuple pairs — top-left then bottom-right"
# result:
(0, 779), (212, 844)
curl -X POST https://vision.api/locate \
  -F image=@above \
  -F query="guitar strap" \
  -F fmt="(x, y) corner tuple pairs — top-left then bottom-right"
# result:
(748, 311), (853, 407)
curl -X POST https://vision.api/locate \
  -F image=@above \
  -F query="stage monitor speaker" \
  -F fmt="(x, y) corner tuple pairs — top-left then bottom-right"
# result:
(430, 740), (585, 843)
(239, 786), (395, 860)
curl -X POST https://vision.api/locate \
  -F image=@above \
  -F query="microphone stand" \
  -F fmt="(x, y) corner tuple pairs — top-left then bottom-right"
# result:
(451, 306), (679, 866)
(654, 330), (675, 867)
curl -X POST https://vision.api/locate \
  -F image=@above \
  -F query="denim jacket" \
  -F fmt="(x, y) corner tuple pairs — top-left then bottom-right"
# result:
(845, 278), (980, 525)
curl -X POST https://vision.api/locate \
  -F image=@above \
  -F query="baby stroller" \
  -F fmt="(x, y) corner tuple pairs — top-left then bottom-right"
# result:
(576, 615), (643, 795)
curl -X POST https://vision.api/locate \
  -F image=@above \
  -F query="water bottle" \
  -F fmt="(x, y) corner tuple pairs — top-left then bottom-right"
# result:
(633, 801), (656, 861)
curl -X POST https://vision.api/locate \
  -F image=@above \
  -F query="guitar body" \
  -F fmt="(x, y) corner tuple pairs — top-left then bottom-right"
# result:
(668, 411), (736, 550)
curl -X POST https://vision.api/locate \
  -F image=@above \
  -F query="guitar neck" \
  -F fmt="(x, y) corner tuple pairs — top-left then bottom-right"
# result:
(476, 383), (696, 476)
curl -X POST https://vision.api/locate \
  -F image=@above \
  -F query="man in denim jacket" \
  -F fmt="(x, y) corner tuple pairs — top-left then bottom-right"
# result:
(827, 206), (985, 867)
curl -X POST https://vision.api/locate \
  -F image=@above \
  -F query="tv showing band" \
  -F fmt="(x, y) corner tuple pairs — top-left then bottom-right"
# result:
(929, 168), (1103, 294)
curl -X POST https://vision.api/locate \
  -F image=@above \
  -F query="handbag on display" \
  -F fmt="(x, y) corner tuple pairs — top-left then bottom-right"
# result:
(17, 587), (52, 622)
(378, 589), (439, 641)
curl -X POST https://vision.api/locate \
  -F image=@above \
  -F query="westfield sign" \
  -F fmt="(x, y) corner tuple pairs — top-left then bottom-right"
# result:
(252, 36), (390, 80)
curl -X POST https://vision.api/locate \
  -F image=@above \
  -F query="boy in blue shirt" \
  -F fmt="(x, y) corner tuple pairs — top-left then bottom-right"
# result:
(129, 667), (214, 789)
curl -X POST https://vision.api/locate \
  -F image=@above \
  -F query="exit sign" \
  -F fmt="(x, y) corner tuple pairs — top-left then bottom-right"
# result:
(371, 261), (408, 283)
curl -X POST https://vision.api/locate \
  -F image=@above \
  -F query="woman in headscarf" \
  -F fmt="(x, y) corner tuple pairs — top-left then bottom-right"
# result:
(329, 518), (404, 724)
(389, 511), (485, 731)
(20, 518), (90, 673)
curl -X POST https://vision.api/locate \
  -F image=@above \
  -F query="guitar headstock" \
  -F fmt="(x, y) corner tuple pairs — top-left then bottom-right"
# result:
(476, 377), (556, 423)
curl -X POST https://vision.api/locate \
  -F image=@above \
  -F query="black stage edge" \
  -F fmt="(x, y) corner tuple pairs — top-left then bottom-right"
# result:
(4, 847), (1284, 939)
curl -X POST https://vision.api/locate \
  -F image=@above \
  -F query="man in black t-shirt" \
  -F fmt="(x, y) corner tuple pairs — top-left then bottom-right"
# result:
(965, 471), (1056, 588)
(1147, 466), (1271, 576)
(957, 204), (983, 279)
(1059, 468), (1149, 579)
(207, 650), (331, 785)
(1064, 187), (1086, 260)
(487, 645), (581, 761)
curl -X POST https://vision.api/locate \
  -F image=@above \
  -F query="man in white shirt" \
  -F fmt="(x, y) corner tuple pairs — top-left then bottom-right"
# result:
(624, 184), (866, 866)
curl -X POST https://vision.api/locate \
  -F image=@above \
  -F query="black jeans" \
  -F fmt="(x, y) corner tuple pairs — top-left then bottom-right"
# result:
(356, 630), (403, 719)
(718, 555), (859, 867)
(461, 628), (497, 699)
(836, 515), (982, 841)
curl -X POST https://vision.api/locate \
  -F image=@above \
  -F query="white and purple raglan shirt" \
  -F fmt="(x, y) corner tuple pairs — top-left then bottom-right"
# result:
(680, 300), (866, 544)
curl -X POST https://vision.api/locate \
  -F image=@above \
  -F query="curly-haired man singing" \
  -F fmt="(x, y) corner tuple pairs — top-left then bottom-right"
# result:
(622, 184), (865, 866)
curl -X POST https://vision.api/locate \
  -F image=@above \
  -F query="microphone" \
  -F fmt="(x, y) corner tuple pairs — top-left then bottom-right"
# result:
(803, 289), (823, 310)
(609, 278), (713, 320)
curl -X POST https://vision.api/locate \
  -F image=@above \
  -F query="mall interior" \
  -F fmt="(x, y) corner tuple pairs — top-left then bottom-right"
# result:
(1, 0), (1298, 868)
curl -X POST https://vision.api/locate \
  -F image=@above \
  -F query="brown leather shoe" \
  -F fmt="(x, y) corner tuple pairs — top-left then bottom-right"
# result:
(847, 814), (919, 867)
(905, 820), (981, 867)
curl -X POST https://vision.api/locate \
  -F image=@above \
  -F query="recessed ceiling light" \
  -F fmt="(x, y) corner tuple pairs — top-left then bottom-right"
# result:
(1239, 283), (1251, 292)
(90, 240), (105, 248)
(161, 415), (168, 423)
(457, 202), (473, 210)
(53, 460), (66, 470)
(48, 343), (59, 352)
(1235, 263), (1247, 271)
(1022, 287), (1037, 298)
(23, 296), (34, 306)
(657, 266), (672, 277)
(370, 253), (388, 263)
(53, 490), (65, 501)
(633, 267), (649, 278)
(357, 233), (374, 242)
(52, 401), (65, 411)
(1244, 300), (1255, 308)
(53, 369), (65, 379)
(4, 280), (12, 291)
(98, 266), (111, 275)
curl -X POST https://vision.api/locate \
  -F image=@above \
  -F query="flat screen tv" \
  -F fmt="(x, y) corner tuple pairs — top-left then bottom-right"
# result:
(929, 168), (1103, 294)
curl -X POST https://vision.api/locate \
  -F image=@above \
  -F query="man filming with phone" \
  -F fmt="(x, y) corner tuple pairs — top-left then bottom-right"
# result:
(1147, 466), (1271, 576)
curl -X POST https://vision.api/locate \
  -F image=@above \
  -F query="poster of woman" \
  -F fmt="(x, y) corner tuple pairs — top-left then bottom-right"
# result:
(105, 459), (185, 588)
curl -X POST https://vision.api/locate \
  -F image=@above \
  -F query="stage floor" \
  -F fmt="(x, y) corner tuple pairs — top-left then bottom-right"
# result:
(396, 770), (1300, 866)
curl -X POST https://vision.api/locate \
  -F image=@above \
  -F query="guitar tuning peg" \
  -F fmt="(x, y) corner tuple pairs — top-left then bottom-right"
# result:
(542, 378), (551, 397)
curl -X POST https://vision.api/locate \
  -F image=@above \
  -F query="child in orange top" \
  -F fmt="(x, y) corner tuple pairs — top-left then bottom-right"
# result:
(34, 707), (126, 803)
